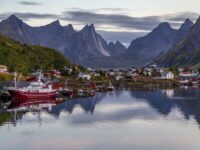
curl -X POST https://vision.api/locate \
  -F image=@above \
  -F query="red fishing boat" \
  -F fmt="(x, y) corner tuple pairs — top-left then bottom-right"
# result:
(8, 72), (56, 100)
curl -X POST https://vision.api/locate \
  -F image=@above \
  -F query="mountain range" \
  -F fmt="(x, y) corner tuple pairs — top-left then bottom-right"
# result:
(155, 16), (200, 68)
(125, 19), (193, 66)
(0, 15), (198, 68)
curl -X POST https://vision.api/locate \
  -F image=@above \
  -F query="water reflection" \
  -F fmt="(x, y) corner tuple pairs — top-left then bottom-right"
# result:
(50, 93), (105, 117)
(1, 88), (200, 127)
(130, 88), (200, 124)
(0, 99), (64, 126)
(1, 88), (200, 150)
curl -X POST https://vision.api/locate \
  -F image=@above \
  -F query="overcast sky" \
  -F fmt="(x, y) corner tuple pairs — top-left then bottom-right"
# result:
(0, 0), (200, 44)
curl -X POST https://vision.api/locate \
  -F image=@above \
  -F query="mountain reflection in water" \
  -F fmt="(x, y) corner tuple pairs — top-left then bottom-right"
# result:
(0, 87), (200, 126)
(1, 88), (200, 150)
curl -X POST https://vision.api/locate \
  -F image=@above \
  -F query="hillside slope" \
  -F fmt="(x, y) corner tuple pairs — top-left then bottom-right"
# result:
(0, 34), (70, 74)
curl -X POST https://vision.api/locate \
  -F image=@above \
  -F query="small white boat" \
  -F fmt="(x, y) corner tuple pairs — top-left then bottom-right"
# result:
(107, 82), (114, 92)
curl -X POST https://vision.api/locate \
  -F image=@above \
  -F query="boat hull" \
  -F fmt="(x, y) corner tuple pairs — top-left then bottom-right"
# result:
(8, 90), (56, 100)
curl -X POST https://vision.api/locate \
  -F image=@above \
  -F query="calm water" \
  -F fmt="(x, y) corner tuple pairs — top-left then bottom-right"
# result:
(1, 88), (200, 150)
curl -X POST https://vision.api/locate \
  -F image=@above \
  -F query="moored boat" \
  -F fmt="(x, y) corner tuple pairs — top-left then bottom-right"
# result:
(107, 82), (114, 92)
(8, 72), (56, 100)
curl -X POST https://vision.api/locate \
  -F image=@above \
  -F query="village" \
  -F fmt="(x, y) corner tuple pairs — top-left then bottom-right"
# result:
(0, 63), (200, 101)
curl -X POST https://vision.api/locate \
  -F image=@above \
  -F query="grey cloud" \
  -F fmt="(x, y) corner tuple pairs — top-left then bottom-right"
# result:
(0, 10), (199, 43)
(164, 12), (199, 22)
(0, 12), (59, 21)
(18, 1), (42, 6)
(62, 10), (161, 31)
(0, 10), (198, 31)
(62, 10), (199, 31)
(14, 13), (59, 20)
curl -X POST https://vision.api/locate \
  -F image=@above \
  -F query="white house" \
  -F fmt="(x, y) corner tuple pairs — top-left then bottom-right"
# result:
(115, 75), (123, 81)
(162, 71), (174, 79)
(108, 71), (115, 76)
(127, 72), (138, 77)
(93, 73), (101, 77)
(78, 73), (91, 80)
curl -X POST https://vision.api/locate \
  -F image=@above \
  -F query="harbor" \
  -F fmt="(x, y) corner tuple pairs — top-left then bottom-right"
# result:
(1, 65), (200, 103)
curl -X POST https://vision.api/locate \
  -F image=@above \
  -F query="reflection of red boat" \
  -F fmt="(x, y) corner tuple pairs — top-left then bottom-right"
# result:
(8, 98), (64, 111)
(8, 72), (56, 100)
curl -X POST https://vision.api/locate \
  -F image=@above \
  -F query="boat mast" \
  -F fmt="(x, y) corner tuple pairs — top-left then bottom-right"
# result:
(14, 72), (17, 89)
(38, 70), (42, 84)
(17, 73), (22, 88)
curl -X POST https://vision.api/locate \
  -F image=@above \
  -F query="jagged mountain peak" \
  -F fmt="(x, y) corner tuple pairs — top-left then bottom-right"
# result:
(108, 41), (114, 45)
(108, 41), (127, 56)
(109, 41), (124, 47)
(81, 24), (96, 32)
(7, 14), (20, 20)
(146, 22), (174, 37)
(187, 16), (200, 36)
(89, 24), (95, 29)
(158, 22), (171, 28)
(184, 18), (193, 24)
(64, 24), (76, 34)
(154, 22), (172, 32)
(195, 16), (200, 24)
(52, 20), (61, 25)
(67, 24), (74, 31)
(0, 14), (32, 44)
(109, 41), (122, 45)
(179, 18), (193, 31)
(5, 14), (23, 24)
(191, 16), (200, 30)
(115, 41), (123, 45)
(47, 20), (62, 27)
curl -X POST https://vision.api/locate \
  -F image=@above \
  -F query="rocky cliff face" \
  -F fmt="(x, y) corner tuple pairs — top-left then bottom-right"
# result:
(125, 19), (193, 66)
(156, 17), (200, 67)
